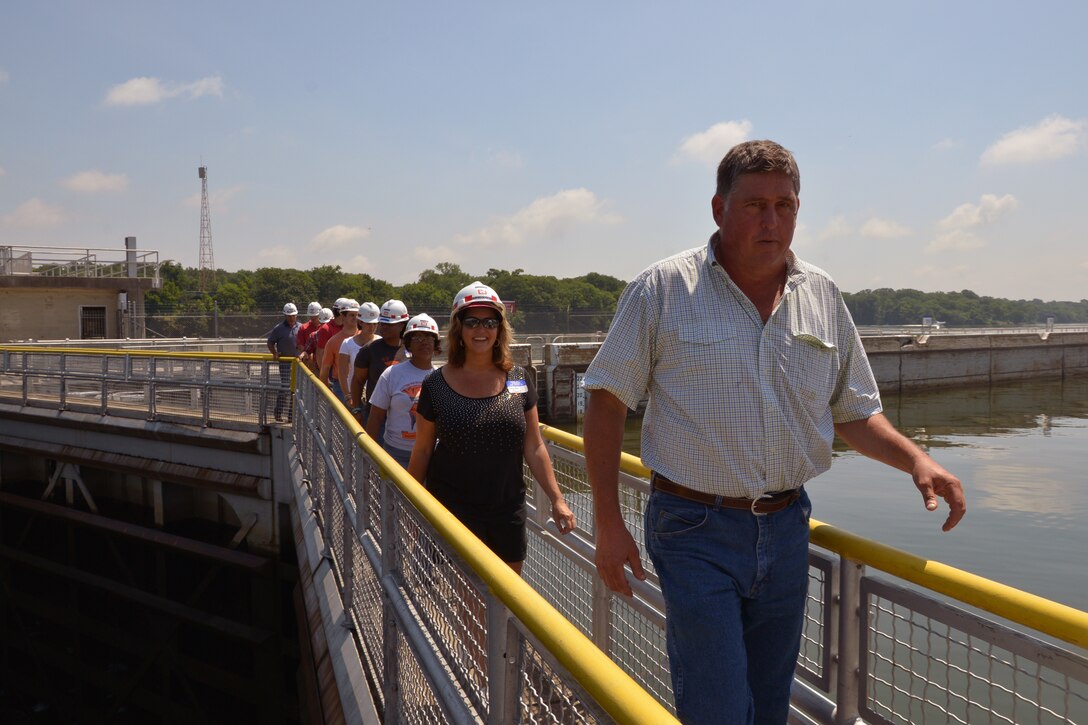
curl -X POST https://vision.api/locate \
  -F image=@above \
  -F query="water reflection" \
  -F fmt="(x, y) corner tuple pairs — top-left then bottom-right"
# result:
(562, 376), (1088, 609)
(878, 376), (1088, 443)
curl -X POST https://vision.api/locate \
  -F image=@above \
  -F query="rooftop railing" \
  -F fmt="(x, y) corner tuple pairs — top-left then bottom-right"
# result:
(0, 244), (160, 279)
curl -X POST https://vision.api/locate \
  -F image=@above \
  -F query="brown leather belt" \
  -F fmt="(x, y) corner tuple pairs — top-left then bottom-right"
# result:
(651, 473), (800, 515)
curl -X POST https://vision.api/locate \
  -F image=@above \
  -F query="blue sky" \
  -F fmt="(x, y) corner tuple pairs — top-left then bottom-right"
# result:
(2, 2), (1086, 301)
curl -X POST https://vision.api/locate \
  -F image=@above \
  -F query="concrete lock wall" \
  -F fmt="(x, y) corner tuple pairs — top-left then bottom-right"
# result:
(538, 332), (1088, 423)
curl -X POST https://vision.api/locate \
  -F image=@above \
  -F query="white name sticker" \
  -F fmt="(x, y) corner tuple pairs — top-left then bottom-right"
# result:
(506, 380), (529, 394)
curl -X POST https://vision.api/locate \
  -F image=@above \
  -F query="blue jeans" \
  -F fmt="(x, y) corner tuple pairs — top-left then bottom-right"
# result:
(329, 379), (345, 404)
(382, 441), (412, 469)
(645, 488), (811, 725)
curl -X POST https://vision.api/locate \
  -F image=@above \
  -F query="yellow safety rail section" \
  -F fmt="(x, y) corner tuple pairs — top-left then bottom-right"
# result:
(307, 367), (679, 725)
(538, 424), (1088, 651)
(0, 345), (276, 361)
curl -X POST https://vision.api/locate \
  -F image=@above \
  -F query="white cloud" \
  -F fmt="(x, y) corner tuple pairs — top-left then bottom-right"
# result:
(0, 69), (9, 85)
(932, 138), (957, 150)
(455, 188), (622, 247)
(980, 114), (1086, 166)
(256, 245), (296, 267)
(938, 193), (1018, 230)
(925, 230), (986, 254)
(0, 167), (6, 178)
(3, 198), (65, 228)
(183, 184), (245, 210)
(104, 75), (224, 106)
(340, 254), (373, 274)
(675, 120), (753, 167)
(860, 217), (911, 239)
(61, 170), (128, 193)
(927, 193), (1016, 254)
(309, 225), (371, 253)
(817, 215), (853, 241)
(413, 245), (459, 267)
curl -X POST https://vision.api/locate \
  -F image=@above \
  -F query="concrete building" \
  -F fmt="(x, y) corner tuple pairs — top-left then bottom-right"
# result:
(0, 238), (160, 343)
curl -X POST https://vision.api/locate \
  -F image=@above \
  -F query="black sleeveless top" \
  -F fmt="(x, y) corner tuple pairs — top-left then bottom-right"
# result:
(417, 366), (537, 517)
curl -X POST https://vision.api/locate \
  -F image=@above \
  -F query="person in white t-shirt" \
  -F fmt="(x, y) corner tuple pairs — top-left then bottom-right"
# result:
(340, 301), (381, 411)
(365, 314), (439, 469)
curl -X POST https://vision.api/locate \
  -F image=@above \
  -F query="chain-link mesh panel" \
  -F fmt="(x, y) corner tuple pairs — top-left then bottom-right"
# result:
(861, 578), (1088, 725)
(396, 493), (490, 714)
(348, 524), (385, 707)
(395, 629), (455, 725)
(798, 552), (833, 691)
(546, 449), (594, 536)
(26, 374), (61, 403)
(610, 594), (673, 712)
(519, 638), (602, 724)
(63, 376), (104, 409)
(0, 372), (23, 402)
(102, 378), (150, 411)
(524, 533), (593, 635)
(64, 353), (106, 375)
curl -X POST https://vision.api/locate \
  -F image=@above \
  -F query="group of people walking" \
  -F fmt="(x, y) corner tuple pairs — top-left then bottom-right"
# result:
(268, 283), (576, 574)
(268, 140), (968, 724)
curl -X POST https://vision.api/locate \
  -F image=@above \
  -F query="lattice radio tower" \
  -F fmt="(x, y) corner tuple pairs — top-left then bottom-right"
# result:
(198, 165), (215, 292)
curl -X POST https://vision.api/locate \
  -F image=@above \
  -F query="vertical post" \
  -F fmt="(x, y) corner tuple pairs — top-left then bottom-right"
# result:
(835, 558), (864, 724)
(380, 478), (401, 722)
(125, 236), (137, 278)
(486, 596), (520, 725)
(58, 352), (67, 410)
(591, 578), (613, 655)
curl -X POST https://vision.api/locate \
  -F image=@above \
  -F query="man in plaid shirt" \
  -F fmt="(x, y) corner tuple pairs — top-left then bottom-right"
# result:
(584, 140), (965, 724)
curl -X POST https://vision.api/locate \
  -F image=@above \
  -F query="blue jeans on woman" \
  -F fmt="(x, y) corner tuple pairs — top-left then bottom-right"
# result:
(645, 487), (811, 725)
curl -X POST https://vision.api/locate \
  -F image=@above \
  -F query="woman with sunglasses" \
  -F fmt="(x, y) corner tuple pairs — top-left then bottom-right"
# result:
(409, 282), (576, 573)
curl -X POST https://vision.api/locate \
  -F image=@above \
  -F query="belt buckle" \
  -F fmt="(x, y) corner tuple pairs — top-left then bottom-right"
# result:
(751, 493), (773, 516)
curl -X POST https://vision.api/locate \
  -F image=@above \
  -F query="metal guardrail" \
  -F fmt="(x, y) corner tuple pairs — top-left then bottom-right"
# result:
(0, 244), (160, 279)
(292, 365), (676, 724)
(0, 346), (287, 430)
(3, 345), (1086, 723)
(535, 426), (1088, 724)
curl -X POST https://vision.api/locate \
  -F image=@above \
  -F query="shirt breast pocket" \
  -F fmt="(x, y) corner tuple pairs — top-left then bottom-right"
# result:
(787, 331), (839, 408)
(676, 322), (738, 372)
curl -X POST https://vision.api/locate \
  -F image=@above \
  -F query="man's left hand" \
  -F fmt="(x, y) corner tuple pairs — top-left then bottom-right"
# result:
(912, 458), (966, 531)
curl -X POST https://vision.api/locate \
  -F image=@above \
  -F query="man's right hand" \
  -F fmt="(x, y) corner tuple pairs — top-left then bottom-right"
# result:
(594, 517), (646, 597)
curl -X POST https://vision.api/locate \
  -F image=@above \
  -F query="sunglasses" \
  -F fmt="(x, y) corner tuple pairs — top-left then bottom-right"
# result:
(462, 317), (501, 330)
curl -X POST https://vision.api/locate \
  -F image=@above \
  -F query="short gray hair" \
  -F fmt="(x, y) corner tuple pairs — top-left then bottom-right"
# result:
(715, 140), (800, 199)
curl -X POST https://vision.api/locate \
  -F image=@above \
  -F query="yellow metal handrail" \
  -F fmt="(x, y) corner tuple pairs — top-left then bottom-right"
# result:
(303, 365), (678, 724)
(538, 424), (1088, 650)
(0, 345), (276, 361)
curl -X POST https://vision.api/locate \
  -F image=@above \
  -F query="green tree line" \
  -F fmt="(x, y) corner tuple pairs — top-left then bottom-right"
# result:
(145, 262), (1088, 337)
(842, 288), (1088, 326)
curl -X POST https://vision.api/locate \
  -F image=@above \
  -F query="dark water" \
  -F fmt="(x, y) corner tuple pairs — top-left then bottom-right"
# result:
(564, 375), (1088, 612)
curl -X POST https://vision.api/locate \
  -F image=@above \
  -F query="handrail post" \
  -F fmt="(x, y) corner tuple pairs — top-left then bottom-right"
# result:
(202, 359), (212, 426)
(486, 594), (519, 725)
(591, 578), (613, 655)
(58, 352), (67, 410)
(835, 557), (863, 724)
(380, 475), (401, 721)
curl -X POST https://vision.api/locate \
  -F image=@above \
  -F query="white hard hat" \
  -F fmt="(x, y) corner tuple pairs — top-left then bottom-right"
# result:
(452, 281), (503, 315)
(318, 307), (334, 324)
(340, 299), (360, 313)
(379, 299), (410, 324)
(403, 313), (439, 338)
(283, 302), (299, 315)
(333, 297), (351, 312)
(359, 302), (381, 324)
(306, 301), (322, 316)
